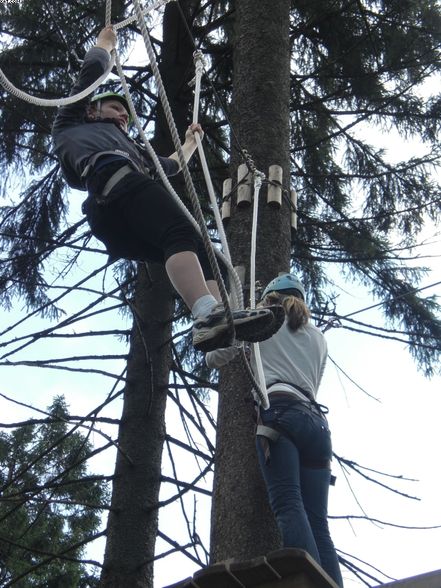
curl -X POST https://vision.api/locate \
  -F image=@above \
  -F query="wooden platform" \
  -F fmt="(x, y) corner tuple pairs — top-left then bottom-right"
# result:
(374, 568), (441, 588)
(163, 548), (339, 588)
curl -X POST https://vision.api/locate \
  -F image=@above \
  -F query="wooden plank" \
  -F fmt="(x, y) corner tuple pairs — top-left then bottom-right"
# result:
(266, 548), (339, 588)
(162, 577), (199, 588)
(258, 571), (319, 588)
(375, 569), (441, 588)
(230, 555), (281, 585)
(192, 562), (246, 588)
(163, 548), (341, 588)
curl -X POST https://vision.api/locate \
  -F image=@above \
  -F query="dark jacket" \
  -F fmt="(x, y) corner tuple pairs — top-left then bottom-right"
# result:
(52, 46), (178, 190)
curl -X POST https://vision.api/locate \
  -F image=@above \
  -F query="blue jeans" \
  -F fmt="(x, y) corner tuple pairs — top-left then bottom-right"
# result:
(256, 398), (343, 587)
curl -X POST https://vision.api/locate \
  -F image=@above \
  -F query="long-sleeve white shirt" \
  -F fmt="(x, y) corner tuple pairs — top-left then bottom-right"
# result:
(205, 320), (327, 401)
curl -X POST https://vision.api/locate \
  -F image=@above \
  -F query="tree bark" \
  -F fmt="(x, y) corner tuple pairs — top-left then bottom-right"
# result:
(210, 0), (292, 563)
(100, 264), (173, 588)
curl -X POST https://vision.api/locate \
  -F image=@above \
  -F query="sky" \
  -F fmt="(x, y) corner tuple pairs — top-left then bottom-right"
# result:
(1, 4), (440, 587)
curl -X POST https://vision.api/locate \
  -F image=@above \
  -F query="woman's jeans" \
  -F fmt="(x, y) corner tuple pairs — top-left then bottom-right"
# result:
(256, 397), (343, 587)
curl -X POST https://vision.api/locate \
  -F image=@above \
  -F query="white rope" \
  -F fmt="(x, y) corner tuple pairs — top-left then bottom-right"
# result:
(191, 50), (242, 310)
(249, 172), (269, 409)
(0, 56), (114, 107)
(0, 0), (170, 108)
(113, 0), (174, 30)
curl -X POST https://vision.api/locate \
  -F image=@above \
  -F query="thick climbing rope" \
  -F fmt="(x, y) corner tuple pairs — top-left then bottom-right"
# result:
(0, 55), (114, 107)
(108, 0), (240, 312)
(105, 0), (112, 28)
(0, 0), (172, 107)
(129, 0), (237, 342)
(106, 1), (242, 314)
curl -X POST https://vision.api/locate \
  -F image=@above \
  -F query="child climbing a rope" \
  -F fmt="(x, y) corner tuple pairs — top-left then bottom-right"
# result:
(52, 26), (278, 352)
(206, 273), (343, 587)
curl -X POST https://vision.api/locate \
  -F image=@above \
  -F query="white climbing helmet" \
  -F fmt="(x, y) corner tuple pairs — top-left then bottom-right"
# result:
(261, 273), (306, 301)
(90, 91), (133, 124)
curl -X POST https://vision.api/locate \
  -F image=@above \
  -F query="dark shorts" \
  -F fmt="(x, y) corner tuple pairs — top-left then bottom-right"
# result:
(83, 161), (221, 281)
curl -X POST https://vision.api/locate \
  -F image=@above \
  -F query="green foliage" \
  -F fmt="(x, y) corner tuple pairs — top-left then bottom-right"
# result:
(0, 396), (109, 586)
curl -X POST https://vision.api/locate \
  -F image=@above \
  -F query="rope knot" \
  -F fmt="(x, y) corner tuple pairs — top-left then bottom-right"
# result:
(242, 148), (258, 175)
(253, 171), (265, 193)
(193, 50), (206, 70)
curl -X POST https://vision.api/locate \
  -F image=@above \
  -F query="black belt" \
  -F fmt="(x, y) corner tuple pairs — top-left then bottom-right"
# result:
(268, 391), (327, 419)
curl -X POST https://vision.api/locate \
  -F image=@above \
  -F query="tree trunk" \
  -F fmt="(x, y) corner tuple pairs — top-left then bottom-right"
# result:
(100, 3), (196, 586)
(210, 0), (292, 563)
(100, 264), (173, 588)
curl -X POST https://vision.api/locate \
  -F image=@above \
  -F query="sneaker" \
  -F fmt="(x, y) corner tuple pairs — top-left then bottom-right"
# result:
(192, 304), (281, 352)
(249, 304), (286, 342)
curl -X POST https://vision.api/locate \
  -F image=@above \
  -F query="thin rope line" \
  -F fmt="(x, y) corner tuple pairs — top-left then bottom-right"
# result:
(249, 172), (269, 409)
(174, 0), (253, 168)
(342, 280), (441, 320)
(191, 51), (242, 310)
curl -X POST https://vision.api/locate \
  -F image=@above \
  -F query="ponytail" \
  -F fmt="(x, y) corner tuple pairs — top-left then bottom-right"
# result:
(261, 291), (310, 332)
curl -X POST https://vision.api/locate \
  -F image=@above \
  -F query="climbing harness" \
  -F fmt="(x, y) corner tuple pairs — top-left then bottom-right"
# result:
(256, 389), (331, 467)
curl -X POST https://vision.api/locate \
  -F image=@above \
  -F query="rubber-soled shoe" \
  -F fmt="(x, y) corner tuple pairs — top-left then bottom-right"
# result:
(249, 304), (286, 343)
(192, 304), (282, 352)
